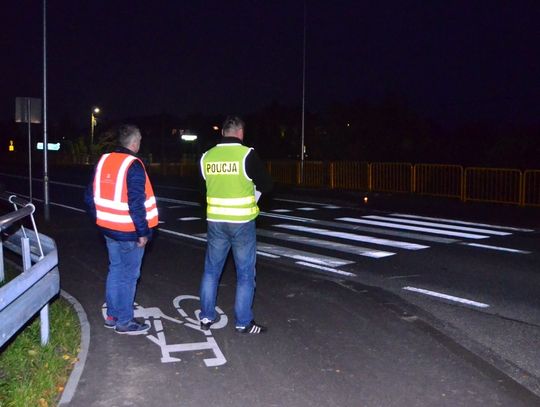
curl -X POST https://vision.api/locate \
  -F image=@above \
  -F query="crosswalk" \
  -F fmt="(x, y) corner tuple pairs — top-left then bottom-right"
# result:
(161, 198), (534, 278)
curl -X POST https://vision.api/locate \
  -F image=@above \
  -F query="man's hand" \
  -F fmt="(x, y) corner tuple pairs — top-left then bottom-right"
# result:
(137, 236), (148, 247)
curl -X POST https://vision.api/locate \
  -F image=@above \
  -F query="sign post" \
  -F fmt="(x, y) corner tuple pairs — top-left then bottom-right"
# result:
(15, 97), (42, 202)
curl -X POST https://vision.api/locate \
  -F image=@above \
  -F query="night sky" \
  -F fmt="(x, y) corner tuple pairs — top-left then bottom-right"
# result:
(2, 1), (539, 129)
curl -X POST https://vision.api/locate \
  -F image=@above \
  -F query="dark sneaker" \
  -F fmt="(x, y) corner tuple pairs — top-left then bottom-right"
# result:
(115, 320), (150, 335)
(235, 321), (267, 334)
(200, 317), (215, 331)
(104, 316), (117, 329)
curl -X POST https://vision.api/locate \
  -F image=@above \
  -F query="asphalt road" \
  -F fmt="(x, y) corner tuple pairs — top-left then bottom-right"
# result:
(1, 168), (540, 406)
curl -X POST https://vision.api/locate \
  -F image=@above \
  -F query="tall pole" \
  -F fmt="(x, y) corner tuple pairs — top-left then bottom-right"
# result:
(300, 0), (306, 184)
(43, 0), (50, 219)
(27, 99), (33, 202)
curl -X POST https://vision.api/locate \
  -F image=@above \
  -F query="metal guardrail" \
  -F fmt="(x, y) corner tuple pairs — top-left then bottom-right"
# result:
(0, 194), (60, 347)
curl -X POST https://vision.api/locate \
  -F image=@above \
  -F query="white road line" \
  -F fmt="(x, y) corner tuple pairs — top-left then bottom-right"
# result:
(403, 286), (490, 308)
(260, 212), (458, 243)
(156, 197), (200, 206)
(275, 224), (429, 250)
(463, 243), (531, 254)
(257, 243), (355, 267)
(274, 198), (329, 206)
(167, 205), (187, 209)
(337, 217), (489, 240)
(257, 229), (395, 258)
(160, 228), (207, 242)
(363, 215), (511, 236)
(271, 209), (292, 213)
(178, 217), (201, 221)
(257, 251), (281, 258)
(391, 213), (534, 232)
(323, 205), (341, 209)
(297, 207), (317, 211)
(260, 212), (316, 222)
(295, 261), (356, 277)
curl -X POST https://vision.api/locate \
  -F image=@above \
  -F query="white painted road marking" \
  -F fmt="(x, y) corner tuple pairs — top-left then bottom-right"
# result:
(178, 217), (201, 221)
(257, 229), (395, 258)
(390, 213), (534, 232)
(274, 224), (429, 250)
(260, 212), (457, 243)
(362, 215), (512, 236)
(337, 217), (490, 239)
(403, 286), (490, 308)
(463, 243), (531, 254)
(257, 242), (355, 267)
(295, 261), (356, 277)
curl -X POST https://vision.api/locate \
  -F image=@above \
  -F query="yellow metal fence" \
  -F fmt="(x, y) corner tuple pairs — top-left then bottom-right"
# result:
(148, 160), (540, 207)
(267, 161), (540, 207)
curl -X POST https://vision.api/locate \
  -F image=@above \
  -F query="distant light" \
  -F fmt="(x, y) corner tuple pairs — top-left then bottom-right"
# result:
(9, 140), (14, 152)
(181, 134), (197, 141)
(37, 142), (61, 151)
(363, 196), (368, 204)
(93, 107), (100, 114)
(212, 126), (219, 131)
(347, 123), (350, 127)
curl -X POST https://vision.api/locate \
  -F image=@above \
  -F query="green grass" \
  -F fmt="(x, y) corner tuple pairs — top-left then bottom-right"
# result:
(0, 296), (81, 407)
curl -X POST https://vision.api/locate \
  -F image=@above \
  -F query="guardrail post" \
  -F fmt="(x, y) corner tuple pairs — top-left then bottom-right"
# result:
(520, 171), (525, 206)
(461, 169), (467, 202)
(22, 237), (31, 271)
(411, 164), (416, 193)
(40, 304), (50, 345)
(329, 162), (335, 189)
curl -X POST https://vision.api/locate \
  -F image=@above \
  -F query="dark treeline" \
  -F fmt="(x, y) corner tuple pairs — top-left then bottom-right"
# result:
(1, 99), (538, 169)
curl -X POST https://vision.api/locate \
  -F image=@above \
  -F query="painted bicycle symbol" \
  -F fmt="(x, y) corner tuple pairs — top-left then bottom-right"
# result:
(102, 295), (228, 367)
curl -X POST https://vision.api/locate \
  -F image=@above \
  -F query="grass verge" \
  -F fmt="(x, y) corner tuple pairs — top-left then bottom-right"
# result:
(0, 296), (81, 407)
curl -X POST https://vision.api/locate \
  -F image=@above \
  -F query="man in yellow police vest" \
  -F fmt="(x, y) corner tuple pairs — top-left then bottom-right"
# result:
(199, 116), (273, 334)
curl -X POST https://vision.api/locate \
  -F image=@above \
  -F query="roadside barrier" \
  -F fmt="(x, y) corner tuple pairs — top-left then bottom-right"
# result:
(77, 160), (540, 207)
(0, 194), (60, 347)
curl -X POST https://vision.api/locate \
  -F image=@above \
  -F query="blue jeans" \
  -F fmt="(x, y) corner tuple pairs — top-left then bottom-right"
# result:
(200, 220), (257, 327)
(104, 236), (145, 326)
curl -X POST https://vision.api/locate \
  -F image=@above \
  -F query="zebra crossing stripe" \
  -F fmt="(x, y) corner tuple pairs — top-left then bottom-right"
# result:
(295, 261), (356, 277)
(362, 215), (511, 236)
(274, 224), (429, 250)
(337, 217), (489, 240)
(258, 229), (395, 258)
(260, 212), (457, 243)
(257, 243), (354, 267)
(390, 213), (534, 232)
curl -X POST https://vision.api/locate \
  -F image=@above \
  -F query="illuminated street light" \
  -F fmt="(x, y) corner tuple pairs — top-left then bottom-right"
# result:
(90, 107), (100, 145)
(181, 134), (197, 141)
(212, 125), (219, 131)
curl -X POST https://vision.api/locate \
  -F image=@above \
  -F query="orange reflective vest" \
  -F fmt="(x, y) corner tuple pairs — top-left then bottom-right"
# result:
(93, 152), (158, 232)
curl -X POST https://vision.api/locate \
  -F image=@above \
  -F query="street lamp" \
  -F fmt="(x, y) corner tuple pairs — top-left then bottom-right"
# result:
(90, 107), (100, 145)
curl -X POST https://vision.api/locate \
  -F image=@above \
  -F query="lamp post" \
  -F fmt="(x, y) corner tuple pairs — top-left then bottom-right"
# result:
(90, 107), (100, 145)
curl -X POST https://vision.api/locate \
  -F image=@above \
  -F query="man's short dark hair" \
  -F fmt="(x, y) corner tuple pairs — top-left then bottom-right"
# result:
(118, 124), (141, 148)
(222, 116), (245, 135)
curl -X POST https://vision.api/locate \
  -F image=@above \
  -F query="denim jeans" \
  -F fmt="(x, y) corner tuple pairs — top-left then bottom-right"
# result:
(104, 236), (145, 326)
(200, 220), (257, 327)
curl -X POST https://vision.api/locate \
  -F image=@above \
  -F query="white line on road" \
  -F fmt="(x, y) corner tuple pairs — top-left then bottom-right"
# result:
(295, 261), (356, 277)
(337, 217), (489, 239)
(257, 229), (395, 258)
(257, 242), (355, 267)
(274, 198), (330, 206)
(463, 243), (531, 254)
(160, 228), (207, 242)
(156, 197), (200, 206)
(177, 217), (201, 221)
(402, 286), (490, 308)
(275, 224), (429, 250)
(271, 209), (292, 213)
(390, 213), (534, 232)
(363, 215), (511, 236)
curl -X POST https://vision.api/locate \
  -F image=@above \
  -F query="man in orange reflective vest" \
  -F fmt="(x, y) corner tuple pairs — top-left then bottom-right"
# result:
(85, 124), (158, 335)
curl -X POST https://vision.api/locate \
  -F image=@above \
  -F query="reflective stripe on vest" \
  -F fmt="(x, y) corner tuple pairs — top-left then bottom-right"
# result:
(94, 153), (158, 232)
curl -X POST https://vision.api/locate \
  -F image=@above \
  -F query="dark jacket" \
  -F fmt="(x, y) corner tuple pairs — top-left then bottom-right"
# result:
(84, 146), (154, 241)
